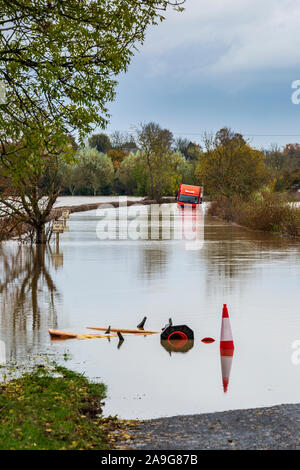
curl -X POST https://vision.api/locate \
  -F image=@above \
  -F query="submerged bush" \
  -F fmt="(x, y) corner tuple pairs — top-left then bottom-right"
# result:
(208, 193), (300, 237)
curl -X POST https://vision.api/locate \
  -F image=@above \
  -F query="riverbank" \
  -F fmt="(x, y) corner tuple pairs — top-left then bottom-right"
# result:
(209, 193), (300, 238)
(115, 403), (300, 450)
(0, 364), (133, 450)
(51, 196), (175, 219)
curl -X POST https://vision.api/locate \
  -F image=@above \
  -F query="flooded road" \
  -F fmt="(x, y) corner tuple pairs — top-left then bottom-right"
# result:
(1, 198), (300, 419)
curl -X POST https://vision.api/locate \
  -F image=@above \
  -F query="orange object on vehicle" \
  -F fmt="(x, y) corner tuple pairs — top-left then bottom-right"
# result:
(176, 184), (203, 207)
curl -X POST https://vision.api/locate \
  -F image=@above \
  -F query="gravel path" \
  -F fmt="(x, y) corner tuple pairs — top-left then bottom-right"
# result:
(116, 404), (300, 450)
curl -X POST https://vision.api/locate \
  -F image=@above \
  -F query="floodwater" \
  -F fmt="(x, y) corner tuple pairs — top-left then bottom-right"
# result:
(54, 195), (143, 207)
(1, 197), (300, 419)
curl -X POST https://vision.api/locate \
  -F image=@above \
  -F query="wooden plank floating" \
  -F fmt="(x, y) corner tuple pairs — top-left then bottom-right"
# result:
(48, 328), (159, 341)
(86, 326), (160, 335)
(48, 329), (118, 340)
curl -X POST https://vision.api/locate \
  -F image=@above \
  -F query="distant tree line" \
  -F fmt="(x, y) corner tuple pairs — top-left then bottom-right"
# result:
(56, 124), (300, 200)
(59, 123), (200, 199)
(4, 125), (298, 211)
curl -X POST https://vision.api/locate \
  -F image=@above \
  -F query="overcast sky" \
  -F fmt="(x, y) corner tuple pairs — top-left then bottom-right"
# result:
(105, 0), (300, 149)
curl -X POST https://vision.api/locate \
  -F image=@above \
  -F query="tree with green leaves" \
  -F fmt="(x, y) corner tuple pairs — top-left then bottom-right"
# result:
(0, 138), (74, 243)
(74, 147), (114, 196)
(174, 138), (202, 161)
(60, 161), (85, 196)
(196, 128), (270, 199)
(0, 0), (185, 143)
(169, 151), (195, 187)
(89, 133), (111, 154)
(136, 122), (174, 201)
(69, 147), (114, 196)
(117, 152), (148, 195)
(186, 141), (202, 161)
(117, 149), (191, 197)
(174, 137), (190, 158)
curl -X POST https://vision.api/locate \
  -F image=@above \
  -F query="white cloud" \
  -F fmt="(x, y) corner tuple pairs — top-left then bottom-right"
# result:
(139, 0), (300, 78)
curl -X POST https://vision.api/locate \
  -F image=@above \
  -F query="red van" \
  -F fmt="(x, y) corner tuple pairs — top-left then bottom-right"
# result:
(176, 184), (203, 208)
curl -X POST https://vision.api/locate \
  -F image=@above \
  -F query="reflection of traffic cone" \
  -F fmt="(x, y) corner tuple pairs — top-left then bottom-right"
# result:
(220, 304), (234, 351)
(220, 348), (234, 393)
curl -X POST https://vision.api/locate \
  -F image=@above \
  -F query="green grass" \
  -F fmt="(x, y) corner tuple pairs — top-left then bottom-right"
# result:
(0, 364), (119, 450)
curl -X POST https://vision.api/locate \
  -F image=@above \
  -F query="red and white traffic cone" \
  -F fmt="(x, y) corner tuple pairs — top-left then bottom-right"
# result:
(220, 304), (234, 351)
(220, 304), (234, 393)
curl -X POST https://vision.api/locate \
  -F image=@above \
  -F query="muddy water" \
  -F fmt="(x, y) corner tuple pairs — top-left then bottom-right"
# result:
(1, 199), (300, 419)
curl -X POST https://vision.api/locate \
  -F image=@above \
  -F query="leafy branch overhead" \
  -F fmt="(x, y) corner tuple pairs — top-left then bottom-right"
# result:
(0, 0), (185, 146)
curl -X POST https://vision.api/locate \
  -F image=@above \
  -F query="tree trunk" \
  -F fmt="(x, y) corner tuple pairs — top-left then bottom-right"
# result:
(148, 167), (154, 199)
(35, 225), (46, 244)
(145, 153), (155, 200)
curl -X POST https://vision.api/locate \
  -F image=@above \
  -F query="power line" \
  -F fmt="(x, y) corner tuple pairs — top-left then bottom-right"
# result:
(172, 133), (300, 137)
(107, 129), (300, 137)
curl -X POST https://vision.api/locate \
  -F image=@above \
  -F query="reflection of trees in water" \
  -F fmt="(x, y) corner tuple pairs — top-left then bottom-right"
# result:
(0, 244), (60, 359)
(139, 246), (169, 280)
(202, 218), (300, 288)
(138, 205), (205, 280)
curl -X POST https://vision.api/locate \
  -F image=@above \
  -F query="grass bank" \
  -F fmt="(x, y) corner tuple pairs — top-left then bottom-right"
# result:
(208, 193), (300, 237)
(0, 364), (130, 450)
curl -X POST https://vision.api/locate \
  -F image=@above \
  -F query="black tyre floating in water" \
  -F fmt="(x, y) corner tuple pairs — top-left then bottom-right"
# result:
(160, 325), (194, 353)
(160, 325), (194, 341)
